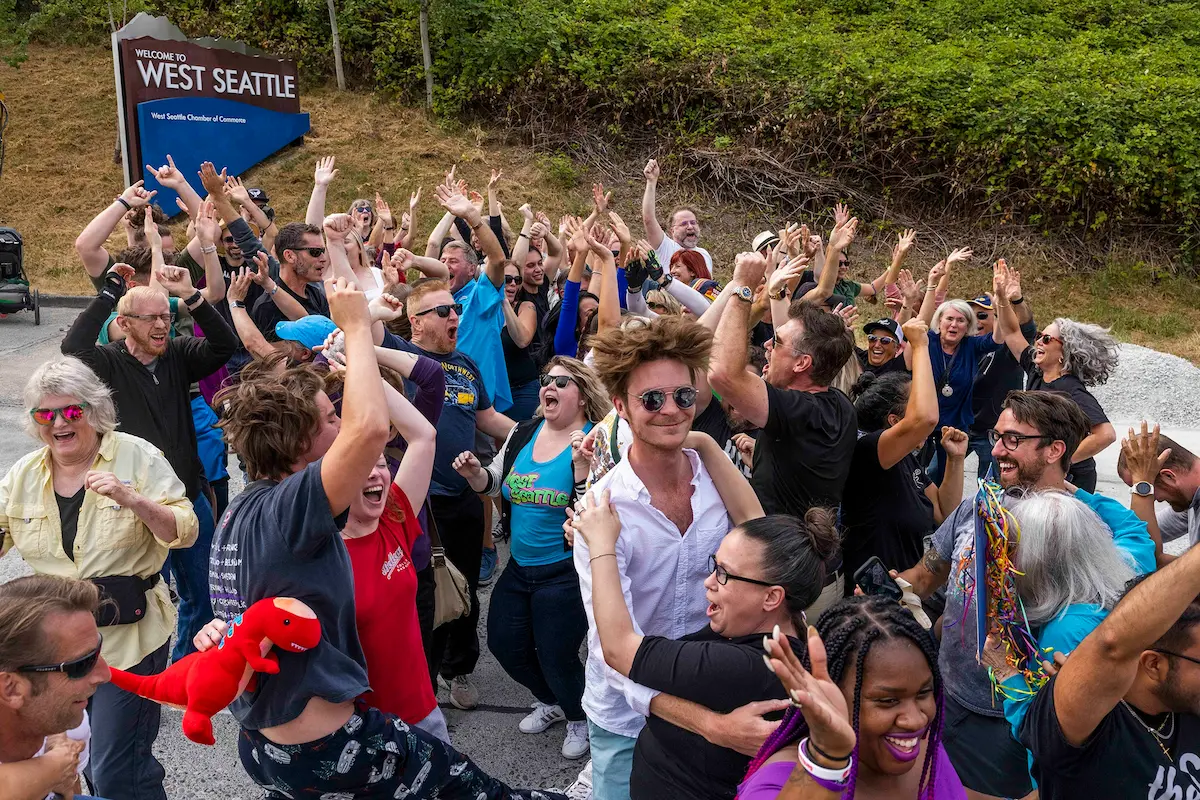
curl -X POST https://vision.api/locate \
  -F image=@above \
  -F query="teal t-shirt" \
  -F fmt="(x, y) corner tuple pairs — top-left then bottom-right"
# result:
(503, 420), (593, 566)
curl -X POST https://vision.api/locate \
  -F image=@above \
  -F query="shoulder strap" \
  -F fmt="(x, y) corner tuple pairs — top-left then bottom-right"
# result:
(424, 500), (443, 550)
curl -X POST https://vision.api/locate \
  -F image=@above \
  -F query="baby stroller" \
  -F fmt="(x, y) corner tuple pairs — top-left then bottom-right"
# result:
(0, 227), (39, 325)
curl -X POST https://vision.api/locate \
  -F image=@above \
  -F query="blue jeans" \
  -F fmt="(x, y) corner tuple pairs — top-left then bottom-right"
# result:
(508, 378), (542, 421)
(968, 433), (997, 482)
(487, 557), (587, 720)
(167, 491), (215, 662)
(588, 721), (636, 800)
(85, 642), (168, 800)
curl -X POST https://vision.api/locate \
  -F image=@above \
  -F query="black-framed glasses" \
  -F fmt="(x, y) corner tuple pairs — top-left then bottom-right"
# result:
(866, 334), (896, 346)
(709, 554), (775, 588)
(987, 429), (1054, 451)
(1153, 649), (1200, 667)
(540, 374), (576, 389)
(123, 313), (172, 324)
(771, 332), (803, 354)
(18, 636), (103, 680)
(635, 386), (698, 413)
(30, 403), (90, 426)
(302, 247), (327, 258)
(415, 303), (463, 319)
(504, 275), (521, 285)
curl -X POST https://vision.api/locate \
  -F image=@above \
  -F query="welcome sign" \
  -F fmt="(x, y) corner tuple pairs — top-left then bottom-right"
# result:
(113, 14), (310, 212)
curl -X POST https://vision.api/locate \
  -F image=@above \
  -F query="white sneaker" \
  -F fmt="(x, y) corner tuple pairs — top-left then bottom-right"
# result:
(563, 759), (592, 799)
(518, 702), (565, 734)
(562, 720), (590, 759)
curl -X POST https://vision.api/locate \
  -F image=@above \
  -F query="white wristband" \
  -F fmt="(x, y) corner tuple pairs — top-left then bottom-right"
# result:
(200, 245), (218, 254)
(796, 737), (852, 784)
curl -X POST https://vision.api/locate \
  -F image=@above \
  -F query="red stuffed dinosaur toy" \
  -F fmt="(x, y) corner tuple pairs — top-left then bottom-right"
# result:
(108, 597), (321, 745)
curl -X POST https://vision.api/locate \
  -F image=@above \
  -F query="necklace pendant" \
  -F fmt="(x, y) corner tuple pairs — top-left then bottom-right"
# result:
(941, 385), (954, 398)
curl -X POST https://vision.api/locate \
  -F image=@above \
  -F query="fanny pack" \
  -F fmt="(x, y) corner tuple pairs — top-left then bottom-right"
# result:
(91, 574), (162, 627)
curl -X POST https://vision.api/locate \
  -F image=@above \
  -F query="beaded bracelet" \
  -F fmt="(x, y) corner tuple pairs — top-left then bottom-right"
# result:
(796, 737), (852, 790)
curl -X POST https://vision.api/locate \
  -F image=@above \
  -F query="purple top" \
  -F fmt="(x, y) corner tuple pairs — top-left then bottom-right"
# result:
(736, 743), (965, 799)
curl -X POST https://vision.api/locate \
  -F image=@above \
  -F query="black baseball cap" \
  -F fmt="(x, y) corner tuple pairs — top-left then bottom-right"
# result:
(247, 187), (270, 204)
(863, 317), (904, 343)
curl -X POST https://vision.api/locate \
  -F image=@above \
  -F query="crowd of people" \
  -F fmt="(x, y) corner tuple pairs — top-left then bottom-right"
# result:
(0, 148), (1195, 800)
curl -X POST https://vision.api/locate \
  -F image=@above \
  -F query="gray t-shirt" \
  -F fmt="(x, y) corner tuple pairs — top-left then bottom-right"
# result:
(208, 459), (368, 730)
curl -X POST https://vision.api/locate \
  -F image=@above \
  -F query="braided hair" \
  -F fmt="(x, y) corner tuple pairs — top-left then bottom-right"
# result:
(741, 596), (944, 799)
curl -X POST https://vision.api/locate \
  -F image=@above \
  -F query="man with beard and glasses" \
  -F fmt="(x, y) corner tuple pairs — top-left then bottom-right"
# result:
(0, 576), (111, 800)
(62, 262), (237, 660)
(897, 390), (1154, 800)
(640, 159), (713, 273)
(1018, 531), (1200, 800)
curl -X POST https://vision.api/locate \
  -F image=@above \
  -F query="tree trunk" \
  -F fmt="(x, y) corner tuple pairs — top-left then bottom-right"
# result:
(327, 0), (346, 91)
(420, 0), (434, 109)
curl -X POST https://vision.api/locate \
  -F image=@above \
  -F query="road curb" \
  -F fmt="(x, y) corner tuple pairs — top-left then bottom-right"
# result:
(38, 294), (93, 309)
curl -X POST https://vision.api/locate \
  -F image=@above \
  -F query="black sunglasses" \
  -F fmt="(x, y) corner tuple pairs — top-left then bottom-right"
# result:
(771, 332), (803, 354)
(415, 303), (463, 319)
(709, 554), (774, 587)
(504, 275), (521, 285)
(19, 636), (103, 680)
(635, 386), (698, 413)
(540, 374), (576, 389)
(222, 235), (236, 245)
(976, 312), (991, 320)
(301, 247), (326, 258)
(866, 334), (896, 346)
(987, 429), (1054, 451)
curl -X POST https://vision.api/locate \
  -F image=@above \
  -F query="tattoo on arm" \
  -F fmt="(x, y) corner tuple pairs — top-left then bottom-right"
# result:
(922, 548), (948, 576)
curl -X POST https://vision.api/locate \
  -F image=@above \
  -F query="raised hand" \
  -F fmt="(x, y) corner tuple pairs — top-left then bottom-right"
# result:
(143, 206), (163, 251)
(992, 258), (1010, 297)
(833, 202), (850, 231)
(1006, 266), (1024, 302)
(941, 426), (969, 458)
(225, 174), (253, 206)
(145, 154), (186, 190)
(108, 262), (136, 289)
(830, 302), (860, 332)
(926, 261), (947, 287)
(325, 276), (370, 332)
(488, 168), (504, 191)
(884, 294), (904, 315)
(85, 470), (137, 506)
(894, 228), (917, 259)
(592, 182), (612, 215)
(1122, 421), (1171, 485)
(945, 246), (973, 267)
(194, 199), (221, 246)
(643, 158), (660, 183)
(314, 156), (339, 187)
(197, 162), (228, 200)
(529, 220), (550, 242)
(323, 213), (354, 238)
(828, 217), (858, 251)
(368, 292), (405, 323)
(468, 190), (485, 213)
(519, 202), (535, 222)
(608, 211), (632, 247)
(250, 252), (273, 285)
(409, 187), (421, 213)
(380, 251), (401, 286)
(375, 193), (394, 227)
(434, 179), (478, 220)
(120, 180), (158, 209)
(897, 269), (924, 309)
(732, 251), (770, 288)
(764, 625), (856, 760)
(228, 267), (254, 303)
(768, 255), (807, 297)
(155, 265), (195, 297)
(901, 316), (929, 346)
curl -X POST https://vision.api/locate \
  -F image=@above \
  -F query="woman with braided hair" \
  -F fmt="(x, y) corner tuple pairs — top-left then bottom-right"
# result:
(741, 596), (965, 799)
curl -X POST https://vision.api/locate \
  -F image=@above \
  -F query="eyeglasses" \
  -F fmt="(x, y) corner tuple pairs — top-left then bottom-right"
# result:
(976, 312), (991, 320)
(302, 247), (327, 258)
(18, 636), (103, 680)
(709, 554), (774, 588)
(123, 313), (172, 324)
(540, 374), (576, 389)
(1153, 649), (1200, 668)
(866, 334), (896, 346)
(30, 403), (89, 426)
(1036, 333), (1062, 345)
(987, 429), (1054, 451)
(414, 303), (463, 319)
(771, 332), (804, 354)
(634, 386), (698, 413)
(504, 275), (521, 285)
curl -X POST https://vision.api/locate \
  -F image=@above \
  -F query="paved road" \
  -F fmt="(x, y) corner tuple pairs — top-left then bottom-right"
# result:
(1, 307), (1194, 796)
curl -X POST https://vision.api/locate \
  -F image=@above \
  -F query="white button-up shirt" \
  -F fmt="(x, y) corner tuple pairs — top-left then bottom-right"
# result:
(574, 448), (733, 738)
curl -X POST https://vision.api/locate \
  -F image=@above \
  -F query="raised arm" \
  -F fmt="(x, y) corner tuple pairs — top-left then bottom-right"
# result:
(320, 278), (391, 515)
(226, 267), (276, 359)
(877, 318), (939, 468)
(381, 374), (436, 505)
(767, 256), (808, 328)
(435, 176), (506, 286)
(863, 228), (916, 299)
(641, 158), (666, 248)
(368, 193), (391, 250)
(322, 214), (359, 285)
(502, 296), (538, 348)
(75, 183), (156, 279)
(685, 432), (764, 524)
(146, 154), (202, 220)
(1121, 423), (1175, 567)
(390, 247), (449, 280)
(185, 200), (227, 304)
(916, 262), (947, 326)
(226, 175), (276, 252)
(306, 156), (338, 226)
(710, 252), (771, 429)
(798, 218), (857, 305)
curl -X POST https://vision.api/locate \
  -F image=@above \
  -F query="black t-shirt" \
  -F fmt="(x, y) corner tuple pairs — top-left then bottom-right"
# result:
(970, 320), (1037, 434)
(752, 384), (857, 517)
(691, 401), (757, 479)
(56, 488), (86, 562)
(250, 279), (330, 339)
(208, 459), (367, 730)
(501, 323), (539, 387)
(628, 627), (797, 800)
(1022, 675), (1200, 800)
(1020, 346), (1109, 479)
(840, 429), (935, 592)
(855, 347), (909, 376)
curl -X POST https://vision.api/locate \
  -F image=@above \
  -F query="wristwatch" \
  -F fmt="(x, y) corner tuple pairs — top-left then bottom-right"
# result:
(768, 285), (788, 301)
(1132, 481), (1154, 498)
(732, 285), (754, 303)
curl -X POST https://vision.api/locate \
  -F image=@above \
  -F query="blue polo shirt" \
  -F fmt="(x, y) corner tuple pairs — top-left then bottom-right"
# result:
(928, 331), (1001, 431)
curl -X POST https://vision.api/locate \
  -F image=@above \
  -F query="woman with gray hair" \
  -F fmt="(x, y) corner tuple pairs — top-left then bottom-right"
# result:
(981, 488), (1155, 742)
(0, 356), (198, 800)
(913, 250), (1005, 483)
(994, 270), (1119, 490)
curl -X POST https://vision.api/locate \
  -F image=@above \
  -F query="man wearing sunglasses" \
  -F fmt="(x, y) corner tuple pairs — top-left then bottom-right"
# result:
(0, 576), (110, 800)
(897, 390), (1153, 800)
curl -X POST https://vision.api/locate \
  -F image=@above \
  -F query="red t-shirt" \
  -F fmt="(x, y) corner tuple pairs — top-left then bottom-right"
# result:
(344, 484), (436, 722)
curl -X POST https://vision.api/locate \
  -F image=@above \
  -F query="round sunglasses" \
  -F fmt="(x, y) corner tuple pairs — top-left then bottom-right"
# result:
(19, 635), (103, 680)
(634, 386), (698, 413)
(30, 403), (89, 426)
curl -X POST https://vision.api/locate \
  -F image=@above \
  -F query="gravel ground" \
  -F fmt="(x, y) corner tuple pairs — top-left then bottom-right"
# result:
(1091, 343), (1200, 429)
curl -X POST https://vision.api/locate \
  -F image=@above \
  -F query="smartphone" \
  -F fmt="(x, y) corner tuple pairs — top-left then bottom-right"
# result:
(854, 556), (903, 601)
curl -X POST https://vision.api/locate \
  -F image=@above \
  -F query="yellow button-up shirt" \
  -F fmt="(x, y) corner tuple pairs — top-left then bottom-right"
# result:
(0, 431), (199, 670)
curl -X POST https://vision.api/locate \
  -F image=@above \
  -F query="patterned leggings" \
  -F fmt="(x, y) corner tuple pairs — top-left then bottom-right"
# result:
(238, 705), (564, 799)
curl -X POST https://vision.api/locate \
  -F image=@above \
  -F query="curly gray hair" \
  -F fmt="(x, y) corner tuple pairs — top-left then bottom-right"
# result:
(23, 357), (118, 439)
(1056, 318), (1119, 387)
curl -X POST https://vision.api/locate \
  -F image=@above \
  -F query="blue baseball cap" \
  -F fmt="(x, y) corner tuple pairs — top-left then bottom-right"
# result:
(276, 315), (338, 350)
(968, 294), (993, 309)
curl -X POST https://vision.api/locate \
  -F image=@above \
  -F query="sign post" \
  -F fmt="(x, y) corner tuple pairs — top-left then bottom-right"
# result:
(112, 14), (310, 212)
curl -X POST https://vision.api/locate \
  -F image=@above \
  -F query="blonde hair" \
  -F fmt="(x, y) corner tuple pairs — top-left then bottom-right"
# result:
(116, 286), (168, 317)
(23, 357), (118, 439)
(539, 357), (613, 423)
(646, 289), (683, 316)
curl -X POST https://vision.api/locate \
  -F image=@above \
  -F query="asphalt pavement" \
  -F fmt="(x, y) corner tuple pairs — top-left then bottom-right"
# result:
(1, 305), (1194, 797)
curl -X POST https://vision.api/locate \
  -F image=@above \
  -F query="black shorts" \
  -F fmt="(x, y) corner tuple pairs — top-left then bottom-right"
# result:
(238, 704), (562, 799)
(941, 693), (1034, 798)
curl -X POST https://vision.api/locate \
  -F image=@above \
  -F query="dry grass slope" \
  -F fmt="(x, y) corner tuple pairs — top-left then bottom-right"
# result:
(2, 45), (1199, 362)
